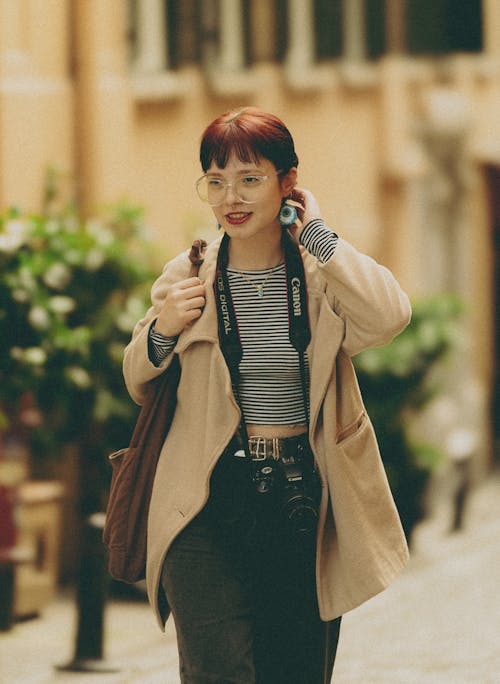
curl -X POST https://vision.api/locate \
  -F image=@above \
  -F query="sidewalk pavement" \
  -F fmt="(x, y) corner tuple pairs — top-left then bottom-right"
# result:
(1, 473), (500, 684)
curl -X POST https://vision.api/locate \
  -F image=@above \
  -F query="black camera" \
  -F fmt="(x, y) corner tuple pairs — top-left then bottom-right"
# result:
(253, 455), (320, 535)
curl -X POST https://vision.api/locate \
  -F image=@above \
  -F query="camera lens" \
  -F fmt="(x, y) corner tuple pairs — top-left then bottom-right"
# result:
(283, 494), (319, 535)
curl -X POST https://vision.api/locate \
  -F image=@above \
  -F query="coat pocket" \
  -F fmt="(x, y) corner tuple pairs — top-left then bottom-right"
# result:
(336, 411), (367, 445)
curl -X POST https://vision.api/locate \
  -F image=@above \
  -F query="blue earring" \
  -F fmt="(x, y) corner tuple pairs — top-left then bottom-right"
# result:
(279, 201), (298, 227)
(216, 222), (222, 231)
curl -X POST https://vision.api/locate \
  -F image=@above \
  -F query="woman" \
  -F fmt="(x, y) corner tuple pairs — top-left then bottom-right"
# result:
(124, 107), (411, 683)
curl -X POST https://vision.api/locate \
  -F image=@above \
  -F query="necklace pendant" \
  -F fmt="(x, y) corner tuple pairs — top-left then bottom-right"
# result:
(257, 286), (264, 298)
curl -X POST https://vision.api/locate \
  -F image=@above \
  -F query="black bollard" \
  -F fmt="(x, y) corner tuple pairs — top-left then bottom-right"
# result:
(0, 560), (15, 631)
(451, 458), (471, 532)
(57, 512), (118, 673)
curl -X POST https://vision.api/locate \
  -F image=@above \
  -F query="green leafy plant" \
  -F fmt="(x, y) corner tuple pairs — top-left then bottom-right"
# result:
(0, 197), (159, 510)
(354, 294), (463, 540)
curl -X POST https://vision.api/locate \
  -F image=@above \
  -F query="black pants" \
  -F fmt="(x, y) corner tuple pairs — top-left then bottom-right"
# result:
(161, 453), (342, 683)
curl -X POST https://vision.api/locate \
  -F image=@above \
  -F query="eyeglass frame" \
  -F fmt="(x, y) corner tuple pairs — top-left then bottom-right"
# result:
(195, 170), (283, 207)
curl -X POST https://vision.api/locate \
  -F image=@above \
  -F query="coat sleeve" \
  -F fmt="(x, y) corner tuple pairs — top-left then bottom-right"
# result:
(123, 250), (191, 404)
(316, 237), (411, 357)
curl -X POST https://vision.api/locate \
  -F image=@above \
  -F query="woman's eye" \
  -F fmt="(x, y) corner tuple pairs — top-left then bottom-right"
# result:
(241, 176), (261, 185)
(207, 178), (223, 188)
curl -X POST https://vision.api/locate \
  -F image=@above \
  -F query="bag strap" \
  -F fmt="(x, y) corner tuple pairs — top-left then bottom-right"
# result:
(128, 239), (207, 448)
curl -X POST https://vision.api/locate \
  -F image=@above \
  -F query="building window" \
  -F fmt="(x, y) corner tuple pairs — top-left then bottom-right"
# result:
(407, 0), (483, 55)
(338, 0), (483, 62)
(315, 0), (343, 60)
(365, 0), (386, 59)
(131, 0), (253, 75)
(129, 0), (483, 83)
(166, 0), (202, 69)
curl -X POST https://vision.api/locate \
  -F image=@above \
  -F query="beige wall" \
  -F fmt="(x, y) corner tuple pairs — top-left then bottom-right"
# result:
(0, 1), (73, 208)
(72, 0), (133, 212)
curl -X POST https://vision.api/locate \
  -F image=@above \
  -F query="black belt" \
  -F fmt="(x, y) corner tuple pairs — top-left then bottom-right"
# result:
(227, 433), (310, 462)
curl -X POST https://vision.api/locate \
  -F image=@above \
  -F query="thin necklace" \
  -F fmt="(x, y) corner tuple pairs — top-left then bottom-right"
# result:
(233, 262), (283, 298)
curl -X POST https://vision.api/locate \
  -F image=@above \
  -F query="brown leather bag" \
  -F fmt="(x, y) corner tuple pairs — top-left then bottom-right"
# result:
(103, 240), (206, 583)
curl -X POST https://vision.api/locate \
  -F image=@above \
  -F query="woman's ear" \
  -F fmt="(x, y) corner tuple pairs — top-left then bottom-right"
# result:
(280, 167), (297, 196)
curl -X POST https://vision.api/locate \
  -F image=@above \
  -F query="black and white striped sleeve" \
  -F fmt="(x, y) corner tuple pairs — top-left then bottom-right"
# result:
(299, 219), (338, 263)
(148, 320), (178, 367)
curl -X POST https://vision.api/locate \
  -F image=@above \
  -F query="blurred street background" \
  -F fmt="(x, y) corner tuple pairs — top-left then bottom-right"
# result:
(1, 1), (500, 682)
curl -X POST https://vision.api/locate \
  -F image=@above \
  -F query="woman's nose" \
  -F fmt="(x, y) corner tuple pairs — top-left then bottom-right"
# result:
(224, 182), (239, 204)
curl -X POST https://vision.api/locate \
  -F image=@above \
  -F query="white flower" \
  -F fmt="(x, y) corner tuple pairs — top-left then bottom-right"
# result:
(23, 347), (47, 365)
(66, 366), (92, 389)
(49, 295), (76, 314)
(65, 249), (83, 265)
(0, 234), (21, 253)
(116, 295), (145, 332)
(12, 289), (30, 303)
(86, 219), (104, 238)
(28, 306), (50, 330)
(18, 266), (37, 292)
(44, 219), (61, 235)
(43, 262), (72, 289)
(85, 248), (105, 271)
(0, 219), (28, 253)
(87, 220), (114, 247)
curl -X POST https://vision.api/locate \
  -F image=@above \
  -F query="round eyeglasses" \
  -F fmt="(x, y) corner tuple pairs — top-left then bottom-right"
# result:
(195, 171), (281, 207)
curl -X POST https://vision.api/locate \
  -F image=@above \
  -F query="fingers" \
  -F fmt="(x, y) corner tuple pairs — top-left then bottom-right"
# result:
(185, 306), (203, 323)
(289, 188), (306, 210)
(291, 187), (322, 225)
(177, 277), (203, 289)
(171, 289), (205, 327)
(173, 278), (205, 302)
(184, 295), (206, 311)
(170, 282), (205, 310)
(178, 284), (205, 300)
(156, 278), (206, 336)
(291, 187), (314, 209)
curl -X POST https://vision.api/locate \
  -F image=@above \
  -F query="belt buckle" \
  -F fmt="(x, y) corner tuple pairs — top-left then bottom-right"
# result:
(249, 436), (267, 461)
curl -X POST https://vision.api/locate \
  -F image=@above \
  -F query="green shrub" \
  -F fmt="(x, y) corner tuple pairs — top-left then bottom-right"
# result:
(0, 198), (158, 509)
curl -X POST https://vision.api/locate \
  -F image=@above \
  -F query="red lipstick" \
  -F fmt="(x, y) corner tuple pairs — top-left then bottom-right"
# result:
(225, 212), (252, 225)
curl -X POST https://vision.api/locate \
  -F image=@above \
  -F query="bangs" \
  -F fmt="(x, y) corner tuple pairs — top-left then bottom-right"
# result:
(202, 126), (263, 171)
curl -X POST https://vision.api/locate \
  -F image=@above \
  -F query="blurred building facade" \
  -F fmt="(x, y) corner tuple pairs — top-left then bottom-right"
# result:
(1, 0), (499, 474)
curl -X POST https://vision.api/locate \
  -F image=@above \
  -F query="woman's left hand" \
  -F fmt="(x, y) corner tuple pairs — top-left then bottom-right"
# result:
(287, 187), (322, 243)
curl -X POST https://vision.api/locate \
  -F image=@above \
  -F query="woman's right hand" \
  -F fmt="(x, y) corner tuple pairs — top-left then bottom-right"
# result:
(154, 277), (206, 337)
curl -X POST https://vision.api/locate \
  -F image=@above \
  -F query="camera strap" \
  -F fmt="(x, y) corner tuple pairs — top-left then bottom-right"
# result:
(214, 231), (311, 459)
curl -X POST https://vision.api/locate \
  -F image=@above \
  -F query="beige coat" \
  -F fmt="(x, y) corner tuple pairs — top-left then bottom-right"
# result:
(123, 236), (412, 630)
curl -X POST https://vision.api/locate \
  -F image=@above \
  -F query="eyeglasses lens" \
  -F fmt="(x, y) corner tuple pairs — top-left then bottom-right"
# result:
(196, 176), (266, 206)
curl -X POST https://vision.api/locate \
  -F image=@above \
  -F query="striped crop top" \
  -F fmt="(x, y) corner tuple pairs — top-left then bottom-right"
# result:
(148, 219), (338, 424)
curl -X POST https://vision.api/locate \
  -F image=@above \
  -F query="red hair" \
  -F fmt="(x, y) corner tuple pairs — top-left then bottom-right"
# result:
(200, 107), (299, 174)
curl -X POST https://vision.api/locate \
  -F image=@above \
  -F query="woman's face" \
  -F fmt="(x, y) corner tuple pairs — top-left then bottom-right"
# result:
(207, 153), (296, 243)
